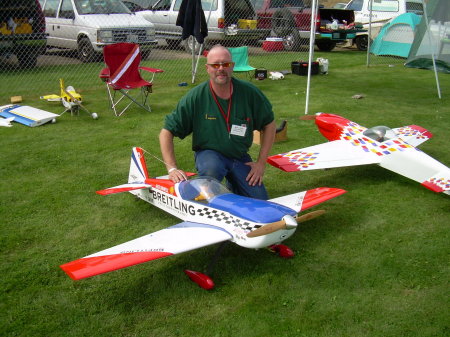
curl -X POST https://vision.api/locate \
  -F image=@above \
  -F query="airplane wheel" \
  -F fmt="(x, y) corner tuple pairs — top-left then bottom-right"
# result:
(268, 244), (295, 258)
(184, 270), (215, 290)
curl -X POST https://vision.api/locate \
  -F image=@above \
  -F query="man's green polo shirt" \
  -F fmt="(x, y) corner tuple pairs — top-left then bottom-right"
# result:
(164, 77), (274, 159)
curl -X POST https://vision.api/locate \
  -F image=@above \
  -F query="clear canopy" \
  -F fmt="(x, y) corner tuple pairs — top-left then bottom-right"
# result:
(178, 177), (230, 203)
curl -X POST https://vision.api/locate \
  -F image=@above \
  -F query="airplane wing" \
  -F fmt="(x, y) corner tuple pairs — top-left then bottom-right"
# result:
(379, 147), (450, 195)
(40, 94), (62, 101)
(60, 222), (233, 280)
(97, 182), (152, 195)
(267, 140), (381, 172)
(269, 187), (346, 213)
(392, 125), (433, 147)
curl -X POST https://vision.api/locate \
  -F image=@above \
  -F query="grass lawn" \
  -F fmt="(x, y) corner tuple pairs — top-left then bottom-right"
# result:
(1, 50), (449, 337)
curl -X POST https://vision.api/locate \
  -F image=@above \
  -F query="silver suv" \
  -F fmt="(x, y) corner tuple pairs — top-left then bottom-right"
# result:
(39, 0), (157, 62)
(136, 0), (267, 53)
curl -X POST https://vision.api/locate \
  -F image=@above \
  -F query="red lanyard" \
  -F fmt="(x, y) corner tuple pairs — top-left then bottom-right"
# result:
(209, 80), (233, 133)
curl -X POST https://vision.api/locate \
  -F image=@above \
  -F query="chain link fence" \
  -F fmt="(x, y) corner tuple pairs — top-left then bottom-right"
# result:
(1, 0), (358, 102)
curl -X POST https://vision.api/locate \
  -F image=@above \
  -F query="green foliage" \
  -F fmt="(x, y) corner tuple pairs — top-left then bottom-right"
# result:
(1, 51), (449, 337)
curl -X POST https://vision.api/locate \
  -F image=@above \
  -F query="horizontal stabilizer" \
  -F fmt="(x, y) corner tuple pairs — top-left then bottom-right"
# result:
(392, 125), (432, 147)
(97, 183), (151, 195)
(269, 187), (346, 212)
(60, 222), (232, 280)
(267, 140), (379, 172)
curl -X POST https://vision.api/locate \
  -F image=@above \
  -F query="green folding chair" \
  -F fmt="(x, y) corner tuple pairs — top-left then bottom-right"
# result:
(228, 46), (255, 80)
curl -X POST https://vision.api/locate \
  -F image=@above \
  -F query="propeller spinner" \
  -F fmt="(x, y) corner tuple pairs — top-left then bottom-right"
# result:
(247, 210), (326, 238)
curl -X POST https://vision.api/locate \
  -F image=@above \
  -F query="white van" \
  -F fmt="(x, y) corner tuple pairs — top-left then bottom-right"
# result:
(135, 0), (267, 53)
(345, 0), (423, 50)
(39, 0), (157, 62)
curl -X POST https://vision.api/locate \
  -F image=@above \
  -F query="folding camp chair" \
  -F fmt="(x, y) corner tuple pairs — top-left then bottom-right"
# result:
(228, 46), (255, 80)
(99, 43), (164, 116)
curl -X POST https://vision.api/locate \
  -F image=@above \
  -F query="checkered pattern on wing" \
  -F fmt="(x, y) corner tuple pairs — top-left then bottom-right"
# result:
(234, 219), (262, 231)
(196, 207), (264, 233)
(196, 207), (234, 225)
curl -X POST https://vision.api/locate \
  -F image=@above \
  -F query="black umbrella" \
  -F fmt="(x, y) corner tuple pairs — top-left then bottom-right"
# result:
(176, 0), (209, 82)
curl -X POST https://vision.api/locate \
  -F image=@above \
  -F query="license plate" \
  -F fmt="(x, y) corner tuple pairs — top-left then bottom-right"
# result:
(127, 34), (138, 43)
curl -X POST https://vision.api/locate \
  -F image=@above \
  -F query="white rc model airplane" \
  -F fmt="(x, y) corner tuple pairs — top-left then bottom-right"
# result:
(60, 147), (346, 289)
(267, 113), (450, 195)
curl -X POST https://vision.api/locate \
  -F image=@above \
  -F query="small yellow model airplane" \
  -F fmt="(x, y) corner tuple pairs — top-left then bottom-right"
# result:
(41, 79), (98, 119)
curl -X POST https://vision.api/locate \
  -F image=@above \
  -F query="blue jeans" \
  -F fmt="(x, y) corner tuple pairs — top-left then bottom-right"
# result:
(194, 149), (269, 200)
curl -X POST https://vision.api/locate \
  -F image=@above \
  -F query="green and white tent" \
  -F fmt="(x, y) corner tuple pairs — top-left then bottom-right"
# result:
(371, 13), (422, 58)
(405, 0), (450, 74)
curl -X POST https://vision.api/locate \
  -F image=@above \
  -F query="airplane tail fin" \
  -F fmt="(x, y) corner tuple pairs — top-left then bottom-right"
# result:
(128, 147), (150, 183)
(59, 78), (65, 97)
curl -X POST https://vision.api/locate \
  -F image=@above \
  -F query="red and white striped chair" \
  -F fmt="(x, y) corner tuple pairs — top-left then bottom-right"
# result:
(99, 43), (163, 116)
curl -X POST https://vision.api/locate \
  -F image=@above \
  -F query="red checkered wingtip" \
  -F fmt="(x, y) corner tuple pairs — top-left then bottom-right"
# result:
(267, 155), (301, 172)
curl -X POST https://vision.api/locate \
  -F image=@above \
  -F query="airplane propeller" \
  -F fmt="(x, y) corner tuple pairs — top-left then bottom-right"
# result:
(247, 210), (326, 238)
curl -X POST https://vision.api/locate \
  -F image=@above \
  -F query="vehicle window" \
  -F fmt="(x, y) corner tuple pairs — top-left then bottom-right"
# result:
(406, 2), (423, 14)
(152, 0), (172, 11)
(249, 0), (265, 11)
(74, 0), (131, 15)
(200, 0), (218, 11)
(43, 0), (60, 17)
(369, 0), (399, 12)
(172, 0), (217, 12)
(173, 0), (182, 10)
(59, 0), (75, 18)
(346, 0), (363, 11)
(225, 0), (255, 22)
(269, 0), (304, 9)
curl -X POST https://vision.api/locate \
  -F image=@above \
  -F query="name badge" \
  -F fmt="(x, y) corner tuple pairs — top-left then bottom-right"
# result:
(230, 124), (247, 137)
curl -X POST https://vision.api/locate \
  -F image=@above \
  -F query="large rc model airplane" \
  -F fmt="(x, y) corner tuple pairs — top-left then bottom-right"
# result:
(60, 147), (346, 289)
(267, 113), (450, 195)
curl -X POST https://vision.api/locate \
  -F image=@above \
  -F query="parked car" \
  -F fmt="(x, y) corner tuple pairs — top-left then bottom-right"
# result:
(251, 0), (364, 51)
(333, 3), (348, 9)
(122, 0), (158, 13)
(136, 0), (268, 53)
(38, 0), (157, 62)
(345, 0), (423, 50)
(0, 0), (47, 68)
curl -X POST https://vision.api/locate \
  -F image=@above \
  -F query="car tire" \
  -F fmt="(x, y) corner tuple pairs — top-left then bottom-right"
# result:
(355, 35), (368, 51)
(272, 8), (296, 37)
(316, 39), (336, 52)
(282, 29), (305, 51)
(166, 39), (181, 49)
(17, 50), (38, 69)
(78, 38), (97, 63)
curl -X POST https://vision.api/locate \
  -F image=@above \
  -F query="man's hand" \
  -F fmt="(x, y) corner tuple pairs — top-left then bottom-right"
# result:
(168, 168), (188, 183)
(245, 161), (266, 186)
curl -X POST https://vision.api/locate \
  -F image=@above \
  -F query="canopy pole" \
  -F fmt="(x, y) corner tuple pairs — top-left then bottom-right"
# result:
(422, 0), (441, 98)
(305, 0), (318, 115)
(192, 3), (213, 84)
(366, 0), (373, 67)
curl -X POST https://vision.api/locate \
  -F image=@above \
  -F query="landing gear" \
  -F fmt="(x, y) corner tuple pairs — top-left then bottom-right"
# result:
(184, 270), (215, 290)
(183, 242), (295, 289)
(268, 244), (295, 258)
(184, 242), (228, 290)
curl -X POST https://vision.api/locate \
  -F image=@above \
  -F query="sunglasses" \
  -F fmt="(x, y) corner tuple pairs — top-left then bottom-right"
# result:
(206, 62), (235, 69)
